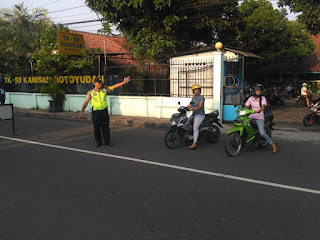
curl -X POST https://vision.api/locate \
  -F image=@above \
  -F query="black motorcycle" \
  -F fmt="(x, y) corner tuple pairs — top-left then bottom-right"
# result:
(164, 102), (223, 149)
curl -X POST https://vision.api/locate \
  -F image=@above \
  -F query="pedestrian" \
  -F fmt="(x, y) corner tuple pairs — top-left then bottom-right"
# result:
(79, 76), (130, 147)
(286, 84), (293, 98)
(0, 86), (5, 105)
(301, 83), (309, 107)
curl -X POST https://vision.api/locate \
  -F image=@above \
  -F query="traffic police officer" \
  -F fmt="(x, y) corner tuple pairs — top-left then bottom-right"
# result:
(79, 76), (130, 147)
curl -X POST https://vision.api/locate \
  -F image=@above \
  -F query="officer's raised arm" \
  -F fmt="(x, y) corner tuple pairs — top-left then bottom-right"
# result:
(107, 76), (130, 91)
(79, 91), (91, 119)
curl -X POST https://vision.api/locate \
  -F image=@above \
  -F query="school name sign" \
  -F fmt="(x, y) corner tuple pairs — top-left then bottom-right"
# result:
(58, 30), (84, 56)
(4, 75), (105, 84)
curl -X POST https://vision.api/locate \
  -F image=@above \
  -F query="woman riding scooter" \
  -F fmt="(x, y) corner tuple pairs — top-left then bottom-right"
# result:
(183, 84), (205, 150)
(244, 84), (278, 153)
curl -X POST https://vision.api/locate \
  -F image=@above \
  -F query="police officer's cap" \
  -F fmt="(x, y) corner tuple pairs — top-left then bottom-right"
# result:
(94, 77), (102, 84)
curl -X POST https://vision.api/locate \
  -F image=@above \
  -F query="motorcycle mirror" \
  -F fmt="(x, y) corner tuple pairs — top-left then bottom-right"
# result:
(178, 101), (181, 105)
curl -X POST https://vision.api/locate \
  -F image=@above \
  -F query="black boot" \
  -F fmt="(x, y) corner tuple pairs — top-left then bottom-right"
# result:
(105, 142), (115, 146)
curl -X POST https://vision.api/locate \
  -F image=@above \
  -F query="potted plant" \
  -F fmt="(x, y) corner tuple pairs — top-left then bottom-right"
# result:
(40, 78), (66, 112)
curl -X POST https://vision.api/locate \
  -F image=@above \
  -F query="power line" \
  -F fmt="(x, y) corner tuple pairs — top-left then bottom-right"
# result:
(61, 19), (105, 25)
(181, 0), (238, 9)
(48, 5), (86, 14)
(69, 23), (102, 29)
(72, 28), (99, 33)
(59, 17), (102, 24)
(50, 12), (95, 19)
(38, 0), (61, 8)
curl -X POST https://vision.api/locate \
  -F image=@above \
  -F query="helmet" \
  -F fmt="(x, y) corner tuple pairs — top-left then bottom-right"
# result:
(192, 84), (201, 93)
(252, 83), (264, 91)
(302, 83), (308, 87)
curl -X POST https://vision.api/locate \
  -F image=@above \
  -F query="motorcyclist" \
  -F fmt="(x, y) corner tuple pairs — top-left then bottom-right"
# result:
(243, 83), (278, 153)
(183, 84), (205, 150)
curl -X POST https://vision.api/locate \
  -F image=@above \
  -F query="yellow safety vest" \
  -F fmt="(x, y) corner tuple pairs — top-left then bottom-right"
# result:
(90, 87), (113, 111)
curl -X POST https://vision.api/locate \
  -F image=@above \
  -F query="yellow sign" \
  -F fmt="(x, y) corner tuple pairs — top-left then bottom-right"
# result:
(58, 30), (84, 56)
(5, 75), (104, 84)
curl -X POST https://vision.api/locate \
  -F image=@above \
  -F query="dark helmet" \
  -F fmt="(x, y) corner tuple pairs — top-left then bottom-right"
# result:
(253, 83), (264, 92)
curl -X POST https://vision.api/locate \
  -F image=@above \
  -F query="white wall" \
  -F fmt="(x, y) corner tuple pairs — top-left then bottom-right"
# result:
(5, 92), (221, 119)
(5, 51), (227, 119)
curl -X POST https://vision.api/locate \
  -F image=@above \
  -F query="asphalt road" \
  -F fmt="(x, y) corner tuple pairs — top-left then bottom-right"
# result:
(0, 116), (320, 240)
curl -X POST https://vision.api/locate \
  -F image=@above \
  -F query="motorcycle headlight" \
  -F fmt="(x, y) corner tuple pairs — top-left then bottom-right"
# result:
(239, 110), (247, 116)
(234, 119), (244, 124)
(171, 121), (176, 126)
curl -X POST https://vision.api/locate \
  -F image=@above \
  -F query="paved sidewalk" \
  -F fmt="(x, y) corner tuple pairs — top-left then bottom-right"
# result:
(271, 97), (307, 124)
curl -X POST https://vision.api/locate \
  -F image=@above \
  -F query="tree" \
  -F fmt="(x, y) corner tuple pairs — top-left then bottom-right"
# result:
(0, 3), (49, 75)
(278, 0), (320, 35)
(32, 23), (99, 77)
(85, 0), (239, 60)
(238, 0), (315, 64)
(32, 23), (100, 97)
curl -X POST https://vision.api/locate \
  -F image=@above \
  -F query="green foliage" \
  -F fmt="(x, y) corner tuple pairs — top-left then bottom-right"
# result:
(33, 23), (100, 99)
(0, 3), (49, 75)
(32, 23), (99, 76)
(278, 0), (320, 35)
(238, 0), (315, 64)
(40, 78), (66, 102)
(97, 22), (113, 35)
(85, 0), (239, 60)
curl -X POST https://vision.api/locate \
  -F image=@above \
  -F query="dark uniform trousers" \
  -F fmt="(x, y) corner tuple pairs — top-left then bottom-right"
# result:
(0, 94), (4, 105)
(92, 108), (110, 144)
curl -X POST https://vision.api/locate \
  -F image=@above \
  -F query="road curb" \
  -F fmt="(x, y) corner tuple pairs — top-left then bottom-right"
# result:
(13, 110), (320, 134)
(14, 110), (171, 130)
(14, 111), (92, 122)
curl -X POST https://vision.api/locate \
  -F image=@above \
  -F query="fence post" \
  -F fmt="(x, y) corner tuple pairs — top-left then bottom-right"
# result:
(213, 51), (225, 121)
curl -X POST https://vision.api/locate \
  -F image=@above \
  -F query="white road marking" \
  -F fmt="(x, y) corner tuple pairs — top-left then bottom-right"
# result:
(1, 135), (320, 195)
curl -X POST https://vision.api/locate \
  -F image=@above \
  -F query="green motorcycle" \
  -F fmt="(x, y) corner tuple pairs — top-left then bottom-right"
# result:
(225, 108), (274, 157)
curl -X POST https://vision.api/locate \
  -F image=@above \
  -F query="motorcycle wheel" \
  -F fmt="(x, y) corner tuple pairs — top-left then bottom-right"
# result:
(164, 129), (183, 149)
(258, 126), (272, 148)
(225, 132), (242, 157)
(206, 125), (220, 143)
(303, 114), (315, 126)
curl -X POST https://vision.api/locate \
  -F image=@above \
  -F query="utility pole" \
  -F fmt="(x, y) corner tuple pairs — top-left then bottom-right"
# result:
(95, 13), (107, 85)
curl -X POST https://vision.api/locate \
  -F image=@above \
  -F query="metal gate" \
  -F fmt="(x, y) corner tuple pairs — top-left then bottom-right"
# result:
(170, 59), (214, 98)
(223, 55), (244, 121)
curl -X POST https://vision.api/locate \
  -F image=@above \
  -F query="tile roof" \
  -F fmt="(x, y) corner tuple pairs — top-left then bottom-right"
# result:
(71, 30), (320, 73)
(70, 30), (137, 66)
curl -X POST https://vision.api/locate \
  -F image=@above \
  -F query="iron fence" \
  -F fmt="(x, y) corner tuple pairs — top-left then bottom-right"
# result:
(1, 59), (215, 98)
(105, 59), (214, 98)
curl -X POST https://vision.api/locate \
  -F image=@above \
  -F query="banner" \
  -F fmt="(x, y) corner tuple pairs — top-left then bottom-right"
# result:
(58, 30), (84, 56)
(3, 75), (104, 84)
